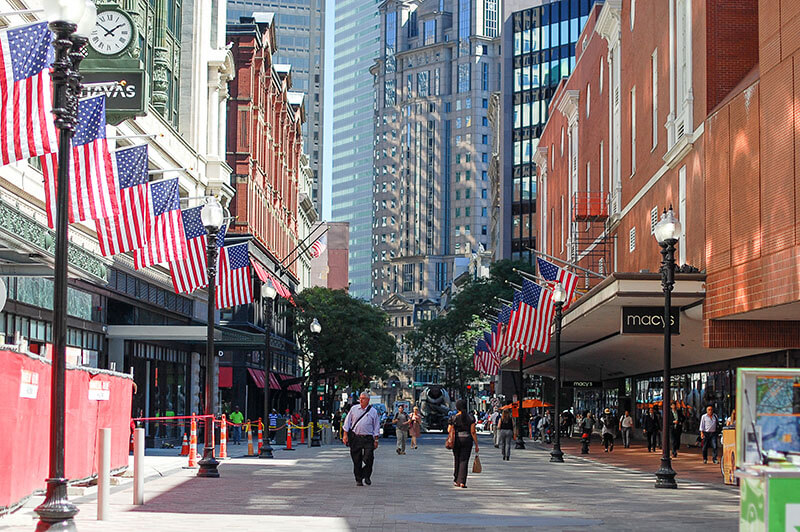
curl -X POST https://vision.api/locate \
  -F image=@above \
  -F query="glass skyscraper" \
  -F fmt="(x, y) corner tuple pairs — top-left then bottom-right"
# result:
(227, 0), (326, 212)
(501, 0), (598, 262)
(331, 0), (380, 299)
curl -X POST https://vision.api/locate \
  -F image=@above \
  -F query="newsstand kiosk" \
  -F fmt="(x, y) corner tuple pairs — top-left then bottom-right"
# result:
(735, 368), (800, 531)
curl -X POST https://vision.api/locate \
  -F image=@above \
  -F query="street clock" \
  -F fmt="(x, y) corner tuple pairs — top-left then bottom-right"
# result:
(89, 8), (135, 56)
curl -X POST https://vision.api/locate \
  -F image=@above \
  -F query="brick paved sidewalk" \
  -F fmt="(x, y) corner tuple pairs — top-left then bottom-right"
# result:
(0, 434), (739, 531)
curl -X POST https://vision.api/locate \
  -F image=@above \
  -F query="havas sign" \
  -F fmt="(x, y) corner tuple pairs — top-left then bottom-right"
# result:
(81, 70), (148, 121)
(621, 306), (680, 335)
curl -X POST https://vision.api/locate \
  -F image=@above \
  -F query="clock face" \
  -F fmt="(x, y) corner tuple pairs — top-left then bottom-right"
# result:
(89, 10), (133, 56)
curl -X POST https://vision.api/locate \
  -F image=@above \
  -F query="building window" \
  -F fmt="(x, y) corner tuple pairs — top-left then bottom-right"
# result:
(482, 98), (488, 108)
(385, 11), (397, 72)
(630, 86), (636, 175)
(586, 83), (591, 117)
(482, 170), (487, 180)
(456, 190), (461, 200)
(458, 63), (471, 93)
(650, 206), (659, 234)
(384, 79), (396, 106)
(481, 188), (487, 199)
(418, 71), (429, 97)
(402, 264), (414, 292)
(482, 63), (489, 90)
(599, 59), (604, 93)
(459, 0), (470, 40)
(482, 134), (488, 144)
(481, 206), (487, 216)
(481, 225), (487, 235)
(465, 188), (471, 199)
(483, 0), (498, 37)
(424, 19), (436, 46)
(456, 207), (461, 217)
(651, 48), (658, 149)
(465, 206), (470, 216)
(629, 226), (636, 252)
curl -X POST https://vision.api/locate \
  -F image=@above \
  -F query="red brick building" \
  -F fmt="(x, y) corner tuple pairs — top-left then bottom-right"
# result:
(526, 0), (799, 422)
(227, 14), (304, 285)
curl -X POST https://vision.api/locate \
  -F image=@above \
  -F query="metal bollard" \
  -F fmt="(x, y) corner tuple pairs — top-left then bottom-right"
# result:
(98, 428), (111, 520)
(133, 428), (145, 505)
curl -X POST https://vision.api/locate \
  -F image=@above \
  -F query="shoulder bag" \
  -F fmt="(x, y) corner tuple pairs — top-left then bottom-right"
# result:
(346, 405), (372, 446)
(445, 421), (455, 449)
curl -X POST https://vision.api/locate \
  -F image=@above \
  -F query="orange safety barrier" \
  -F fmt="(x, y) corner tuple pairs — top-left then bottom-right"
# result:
(285, 425), (294, 451)
(187, 414), (199, 468)
(257, 418), (263, 453)
(246, 422), (255, 456)
(219, 415), (228, 459)
(180, 433), (189, 456)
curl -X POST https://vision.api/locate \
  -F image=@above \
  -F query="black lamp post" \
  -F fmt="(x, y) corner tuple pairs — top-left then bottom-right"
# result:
(197, 197), (224, 478)
(260, 280), (277, 458)
(653, 206), (681, 489)
(309, 317), (322, 447)
(515, 351), (525, 449)
(550, 283), (567, 463)
(35, 2), (96, 530)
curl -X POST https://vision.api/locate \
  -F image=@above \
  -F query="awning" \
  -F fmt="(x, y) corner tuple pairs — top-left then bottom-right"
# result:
(247, 368), (281, 390)
(219, 366), (233, 388)
(280, 374), (302, 392)
(250, 258), (293, 302)
(500, 399), (551, 410)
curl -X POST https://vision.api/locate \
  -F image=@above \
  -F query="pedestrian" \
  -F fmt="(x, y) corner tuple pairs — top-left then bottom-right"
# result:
(699, 405), (720, 464)
(393, 404), (410, 455)
(342, 392), (381, 486)
(448, 399), (479, 488)
(579, 411), (594, 451)
(229, 405), (244, 445)
(670, 401), (685, 457)
(642, 407), (659, 452)
(619, 410), (633, 448)
(268, 409), (279, 443)
(489, 409), (500, 448)
(600, 408), (616, 452)
(409, 406), (422, 449)
(290, 410), (302, 442)
(497, 408), (515, 461)
(537, 411), (551, 443)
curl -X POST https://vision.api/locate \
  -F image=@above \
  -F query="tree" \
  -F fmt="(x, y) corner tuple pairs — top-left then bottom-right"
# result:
(293, 287), (397, 400)
(403, 259), (536, 399)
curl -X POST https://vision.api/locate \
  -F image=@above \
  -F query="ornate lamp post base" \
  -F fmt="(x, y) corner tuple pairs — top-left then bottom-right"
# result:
(35, 477), (78, 531)
(550, 445), (564, 463)
(259, 440), (274, 458)
(197, 453), (220, 478)
(655, 458), (678, 489)
(310, 427), (321, 447)
(514, 438), (525, 449)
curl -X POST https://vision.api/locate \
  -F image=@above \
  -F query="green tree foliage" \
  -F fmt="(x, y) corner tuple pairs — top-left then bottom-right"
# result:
(403, 259), (536, 398)
(293, 287), (397, 390)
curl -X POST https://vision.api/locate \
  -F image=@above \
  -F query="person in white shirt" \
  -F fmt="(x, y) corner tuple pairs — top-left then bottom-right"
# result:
(619, 411), (634, 448)
(490, 410), (500, 448)
(342, 392), (382, 486)
(699, 405), (719, 464)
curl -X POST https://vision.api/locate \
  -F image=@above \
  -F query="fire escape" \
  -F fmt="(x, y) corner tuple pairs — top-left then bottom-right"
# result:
(570, 192), (614, 290)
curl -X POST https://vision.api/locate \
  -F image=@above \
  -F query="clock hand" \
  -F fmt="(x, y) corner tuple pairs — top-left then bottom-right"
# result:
(104, 23), (125, 36)
(97, 23), (113, 34)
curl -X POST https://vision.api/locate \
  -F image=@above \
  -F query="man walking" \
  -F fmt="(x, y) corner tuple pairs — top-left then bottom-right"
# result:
(619, 410), (633, 448)
(490, 410), (500, 447)
(342, 392), (381, 486)
(393, 404), (410, 455)
(643, 407), (659, 452)
(699, 405), (719, 464)
(229, 406), (244, 445)
(268, 409), (279, 444)
(669, 401), (685, 457)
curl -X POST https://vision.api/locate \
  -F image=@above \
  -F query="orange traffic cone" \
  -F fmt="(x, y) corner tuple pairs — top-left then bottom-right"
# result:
(257, 418), (263, 453)
(180, 433), (189, 456)
(284, 424), (294, 451)
(187, 414), (199, 468)
(246, 422), (255, 456)
(219, 415), (228, 459)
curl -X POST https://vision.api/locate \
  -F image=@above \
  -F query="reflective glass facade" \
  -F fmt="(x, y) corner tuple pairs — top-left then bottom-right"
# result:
(508, 0), (597, 263)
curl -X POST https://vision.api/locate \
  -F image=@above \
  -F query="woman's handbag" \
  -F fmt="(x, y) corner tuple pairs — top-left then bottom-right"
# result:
(472, 453), (482, 473)
(445, 425), (455, 449)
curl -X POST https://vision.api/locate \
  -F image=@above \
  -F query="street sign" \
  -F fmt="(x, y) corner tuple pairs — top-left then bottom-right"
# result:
(621, 306), (680, 334)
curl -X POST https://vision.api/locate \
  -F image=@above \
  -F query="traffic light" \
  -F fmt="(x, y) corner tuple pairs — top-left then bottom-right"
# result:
(467, 385), (472, 390)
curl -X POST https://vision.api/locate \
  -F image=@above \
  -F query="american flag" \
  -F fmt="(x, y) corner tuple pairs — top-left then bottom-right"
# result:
(476, 339), (499, 375)
(309, 235), (326, 258)
(492, 319), (519, 358)
(505, 279), (555, 355)
(216, 242), (253, 309)
(537, 257), (579, 308)
(168, 206), (226, 294)
(0, 22), (57, 166)
(133, 178), (186, 269)
(95, 145), (150, 256)
(42, 95), (118, 227)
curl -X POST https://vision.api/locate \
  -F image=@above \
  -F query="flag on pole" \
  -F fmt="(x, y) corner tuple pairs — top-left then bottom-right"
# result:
(537, 257), (579, 307)
(503, 279), (555, 355)
(133, 177), (186, 269)
(42, 95), (119, 227)
(0, 22), (57, 166)
(217, 242), (253, 309)
(309, 234), (326, 258)
(168, 206), (226, 294)
(95, 145), (150, 256)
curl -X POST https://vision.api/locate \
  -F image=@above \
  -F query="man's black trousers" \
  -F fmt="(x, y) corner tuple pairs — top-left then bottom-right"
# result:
(349, 434), (375, 482)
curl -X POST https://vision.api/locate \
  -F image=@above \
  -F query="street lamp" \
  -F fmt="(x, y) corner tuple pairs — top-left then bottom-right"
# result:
(550, 283), (567, 463)
(260, 280), (277, 458)
(653, 206), (682, 489)
(197, 197), (224, 478)
(309, 318), (322, 447)
(35, 2), (95, 529)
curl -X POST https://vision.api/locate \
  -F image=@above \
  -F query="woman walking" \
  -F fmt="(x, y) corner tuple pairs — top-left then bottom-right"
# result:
(448, 399), (479, 488)
(497, 409), (515, 461)
(409, 405), (422, 449)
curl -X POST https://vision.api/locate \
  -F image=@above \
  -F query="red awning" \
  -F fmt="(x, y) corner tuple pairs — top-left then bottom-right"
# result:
(250, 259), (292, 301)
(280, 374), (303, 392)
(219, 366), (233, 388)
(247, 368), (265, 388)
(269, 373), (281, 390)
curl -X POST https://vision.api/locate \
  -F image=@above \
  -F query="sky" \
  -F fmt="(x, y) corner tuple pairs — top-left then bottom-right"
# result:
(321, 0), (334, 221)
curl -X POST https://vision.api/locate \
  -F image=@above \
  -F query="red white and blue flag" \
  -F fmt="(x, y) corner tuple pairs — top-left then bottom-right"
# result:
(504, 279), (554, 355)
(537, 257), (579, 308)
(309, 235), (326, 258)
(0, 22), (57, 166)
(133, 177), (186, 269)
(168, 205), (226, 294)
(95, 144), (150, 256)
(216, 243), (253, 309)
(42, 94), (119, 227)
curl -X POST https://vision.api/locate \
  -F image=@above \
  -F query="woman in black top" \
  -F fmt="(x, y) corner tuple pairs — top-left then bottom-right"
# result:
(497, 409), (515, 460)
(449, 399), (479, 488)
